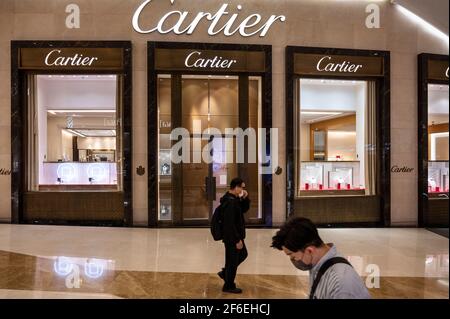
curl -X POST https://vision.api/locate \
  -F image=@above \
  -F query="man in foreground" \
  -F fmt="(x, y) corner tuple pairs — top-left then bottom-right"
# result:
(271, 217), (371, 299)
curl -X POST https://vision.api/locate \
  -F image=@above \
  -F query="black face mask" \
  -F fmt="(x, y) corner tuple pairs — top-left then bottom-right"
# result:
(292, 260), (313, 271)
(291, 250), (313, 271)
(292, 259), (313, 271)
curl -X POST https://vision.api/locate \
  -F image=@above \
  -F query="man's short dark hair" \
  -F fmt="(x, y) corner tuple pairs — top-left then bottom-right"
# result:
(230, 177), (245, 190)
(271, 217), (324, 252)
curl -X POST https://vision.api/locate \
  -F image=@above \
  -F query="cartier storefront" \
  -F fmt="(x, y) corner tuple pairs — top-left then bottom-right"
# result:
(0, 0), (448, 228)
(418, 54), (449, 228)
(148, 42), (272, 227)
(11, 41), (132, 225)
(286, 47), (390, 226)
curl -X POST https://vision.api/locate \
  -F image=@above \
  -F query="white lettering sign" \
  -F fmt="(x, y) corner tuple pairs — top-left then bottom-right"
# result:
(316, 56), (363, 73)
(44, 49), (99, 67)
(184, 51), (237, 69)
(65, 4), (81, 29)
(365, 4), (380, 29)
(132, 0), (286, 37)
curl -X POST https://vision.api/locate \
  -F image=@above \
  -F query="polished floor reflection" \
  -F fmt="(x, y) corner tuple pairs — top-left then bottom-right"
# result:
(0, 225), (448, 299)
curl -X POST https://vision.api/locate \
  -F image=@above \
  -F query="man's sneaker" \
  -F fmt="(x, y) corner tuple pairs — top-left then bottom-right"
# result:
(217, 271), (225, 281)
(222, 287), (243, 294)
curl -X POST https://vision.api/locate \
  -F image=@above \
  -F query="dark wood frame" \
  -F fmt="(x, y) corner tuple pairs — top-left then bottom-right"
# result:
(418, 53), (449, 228)
(11, 41), (133, 226)
(286, 46), (391, 227)
(148, 41), (273, 228)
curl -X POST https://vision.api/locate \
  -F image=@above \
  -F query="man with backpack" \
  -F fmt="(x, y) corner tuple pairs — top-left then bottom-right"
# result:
(212, 177), (250, 294)
(271, 217), (371, 299)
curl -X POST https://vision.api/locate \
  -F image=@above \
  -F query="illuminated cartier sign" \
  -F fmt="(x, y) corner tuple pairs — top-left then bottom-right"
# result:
(428, 60), (449, 81)
(185, 51), (237, 69)
(294, 53), (384, 77)
(155, 48), (266, 73)
(45, 49), (98, 67)
(19, 48), (124, 70)
(316, 56), (363, 73)
(132, 0), (286, 37)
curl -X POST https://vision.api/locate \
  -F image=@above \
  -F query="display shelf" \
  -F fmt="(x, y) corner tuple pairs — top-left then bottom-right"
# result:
(428, 161), (449, 194)
(300, 161), (363, 194)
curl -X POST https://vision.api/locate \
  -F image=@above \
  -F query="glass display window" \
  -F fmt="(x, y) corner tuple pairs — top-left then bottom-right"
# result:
(428, 84), (449, 196)
(27, 74), (123, 192)
(295, 79), (377, 197)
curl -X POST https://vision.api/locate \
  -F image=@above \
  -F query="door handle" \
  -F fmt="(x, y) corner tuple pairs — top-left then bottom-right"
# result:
(211, 177), (217, 201)
(205, 176), (210, 200)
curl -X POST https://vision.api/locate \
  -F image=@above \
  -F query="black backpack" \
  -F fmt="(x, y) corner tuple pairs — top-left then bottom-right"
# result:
(210, 203), (225, 241)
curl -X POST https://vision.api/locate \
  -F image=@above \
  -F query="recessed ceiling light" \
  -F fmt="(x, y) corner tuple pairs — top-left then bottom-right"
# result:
(301, 111), (342, 115)
(66, 129), (86, 138)
(47, 110), (116, 113)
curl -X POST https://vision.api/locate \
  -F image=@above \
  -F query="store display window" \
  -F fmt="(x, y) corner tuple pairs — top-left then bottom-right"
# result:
(295, 79), (377, 197)
(28, 74), (123, 191)
(286, 46), (390, 225)
(418, 53), (448, 227)
(427, 84), (449, 195)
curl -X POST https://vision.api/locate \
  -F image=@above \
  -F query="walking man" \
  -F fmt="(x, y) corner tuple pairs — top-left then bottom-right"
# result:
(218, 177), (250, 294)
(271, 217), (371, 299)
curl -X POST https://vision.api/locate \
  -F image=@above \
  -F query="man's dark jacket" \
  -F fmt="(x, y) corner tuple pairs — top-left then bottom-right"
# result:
(220, 192), (250, 244)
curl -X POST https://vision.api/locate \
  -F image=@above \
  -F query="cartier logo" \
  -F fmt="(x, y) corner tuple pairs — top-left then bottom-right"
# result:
(391, 166), (414, 173)
(185, 51), (237, 69)
(45, 49), (99, 67)
(0, 168), (11, 176)
(132, 0), (286, 37)
(316, 56), (363, 73)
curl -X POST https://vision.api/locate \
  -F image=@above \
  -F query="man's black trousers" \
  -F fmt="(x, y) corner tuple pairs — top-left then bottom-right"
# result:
(223, 241), (248, 289)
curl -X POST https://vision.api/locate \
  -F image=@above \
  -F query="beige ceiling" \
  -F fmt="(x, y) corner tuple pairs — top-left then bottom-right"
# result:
(393, 0), (449, 35)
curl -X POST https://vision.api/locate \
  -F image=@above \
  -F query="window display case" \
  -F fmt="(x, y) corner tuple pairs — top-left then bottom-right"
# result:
(41, 162), (118, 185)
(428, 161), (449, 194)
(300, 161), (364, 195)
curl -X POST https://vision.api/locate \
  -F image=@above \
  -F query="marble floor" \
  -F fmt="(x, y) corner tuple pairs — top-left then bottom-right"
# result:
(0, 225), (448, 299)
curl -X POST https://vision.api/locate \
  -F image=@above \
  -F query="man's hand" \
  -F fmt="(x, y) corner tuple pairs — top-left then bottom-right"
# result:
(241, 190), (248, 199)
(236, 240), (244, 250)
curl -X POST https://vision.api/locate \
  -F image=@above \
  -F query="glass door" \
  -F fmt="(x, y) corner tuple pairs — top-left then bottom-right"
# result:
(181, 75), (239, 223)
(157, 74), (262, 226)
